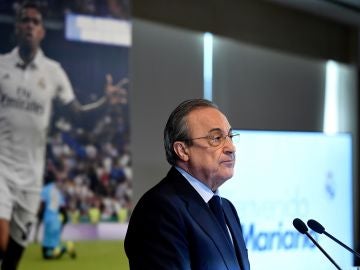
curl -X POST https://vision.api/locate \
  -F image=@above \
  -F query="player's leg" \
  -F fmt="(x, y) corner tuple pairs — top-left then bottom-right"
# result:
(42, 246), (53, 259)
(42, 217), (77, 259)
(1, 238), (24, 270)
(42, 245), (65, 259)
(0, 181), (13, 266)
(42, 218), (65, 259)
(65, 241), (76, 259)
(0, 219), (10, 263)
(2, 189), (40, 269)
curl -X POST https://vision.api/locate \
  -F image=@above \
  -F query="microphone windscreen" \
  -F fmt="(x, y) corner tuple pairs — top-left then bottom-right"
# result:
(293, 218), (308, 234)
(307, 219), (325, 234)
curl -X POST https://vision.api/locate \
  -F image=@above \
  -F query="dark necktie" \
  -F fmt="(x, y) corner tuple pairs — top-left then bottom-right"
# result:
(208, 195), (231, 242)
(209, 196), (246, 269)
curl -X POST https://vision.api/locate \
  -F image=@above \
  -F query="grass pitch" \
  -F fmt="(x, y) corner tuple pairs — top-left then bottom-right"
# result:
(19, 240), (129, 270)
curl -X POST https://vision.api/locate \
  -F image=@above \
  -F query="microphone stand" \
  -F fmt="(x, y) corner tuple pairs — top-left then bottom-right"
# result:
(323, 231), (360, 259)
(305, 231), (342, 270)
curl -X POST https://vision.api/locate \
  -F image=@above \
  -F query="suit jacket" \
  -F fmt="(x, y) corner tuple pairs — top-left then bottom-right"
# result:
(124, 167), (250, 270)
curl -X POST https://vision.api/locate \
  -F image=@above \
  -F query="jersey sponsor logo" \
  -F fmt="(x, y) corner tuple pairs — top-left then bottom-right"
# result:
(0, 89), (44, 114)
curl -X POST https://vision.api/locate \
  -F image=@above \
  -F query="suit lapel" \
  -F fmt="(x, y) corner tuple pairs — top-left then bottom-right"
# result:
(188, 201), (239, 269)
(168, 168), (239, 270)
(223, 201), (250, 270)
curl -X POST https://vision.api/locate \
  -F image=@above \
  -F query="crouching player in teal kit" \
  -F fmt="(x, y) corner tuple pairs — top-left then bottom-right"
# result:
(38, 172), (76, 260)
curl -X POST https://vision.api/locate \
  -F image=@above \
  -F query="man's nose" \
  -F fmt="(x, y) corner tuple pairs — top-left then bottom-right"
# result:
(223, 136), (236, 152)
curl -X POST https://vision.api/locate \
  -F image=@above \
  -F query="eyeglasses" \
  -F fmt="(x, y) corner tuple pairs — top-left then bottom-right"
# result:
(186, 129), (239, 147)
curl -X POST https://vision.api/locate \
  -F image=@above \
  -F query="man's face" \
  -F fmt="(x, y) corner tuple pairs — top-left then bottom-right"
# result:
(184, 107), (236, 190)
(16, 8), (45, 49)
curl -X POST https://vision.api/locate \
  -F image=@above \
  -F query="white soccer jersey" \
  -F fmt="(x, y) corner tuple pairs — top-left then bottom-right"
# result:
(0, 47), (75, 191)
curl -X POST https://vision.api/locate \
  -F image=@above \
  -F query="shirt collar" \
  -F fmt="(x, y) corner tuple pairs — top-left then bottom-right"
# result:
(12, 47), (44, 69)
(175, 166), (219, 203)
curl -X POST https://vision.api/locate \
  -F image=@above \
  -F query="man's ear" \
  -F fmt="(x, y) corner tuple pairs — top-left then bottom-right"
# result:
(173, 141), (189, 161)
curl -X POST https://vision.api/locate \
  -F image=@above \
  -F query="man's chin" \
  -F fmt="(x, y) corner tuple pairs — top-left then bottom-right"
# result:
(220, 170), (234, 182)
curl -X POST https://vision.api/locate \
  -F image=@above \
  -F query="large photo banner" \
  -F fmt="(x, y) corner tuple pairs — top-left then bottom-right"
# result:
(0, 0), (132, 228)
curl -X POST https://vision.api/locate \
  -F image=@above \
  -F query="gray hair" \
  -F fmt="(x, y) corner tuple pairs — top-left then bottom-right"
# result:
(164, 99), (218, 165)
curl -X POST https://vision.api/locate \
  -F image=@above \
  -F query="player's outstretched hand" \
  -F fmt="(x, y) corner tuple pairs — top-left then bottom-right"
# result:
(105, 74), (128, 105)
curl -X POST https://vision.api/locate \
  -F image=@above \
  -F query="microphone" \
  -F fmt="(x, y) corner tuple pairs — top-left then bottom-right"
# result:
(293, 218), (342, 270)
(308, 219), (360, 259)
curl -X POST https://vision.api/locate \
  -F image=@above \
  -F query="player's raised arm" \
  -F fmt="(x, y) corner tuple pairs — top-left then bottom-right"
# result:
(69, 73), (129, 113)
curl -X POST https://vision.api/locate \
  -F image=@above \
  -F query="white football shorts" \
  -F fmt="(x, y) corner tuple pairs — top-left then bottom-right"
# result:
(0, 179), (41, 247)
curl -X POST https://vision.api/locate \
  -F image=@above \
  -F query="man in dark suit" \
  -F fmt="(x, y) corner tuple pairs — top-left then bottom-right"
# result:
(124, 99), (250, 270)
